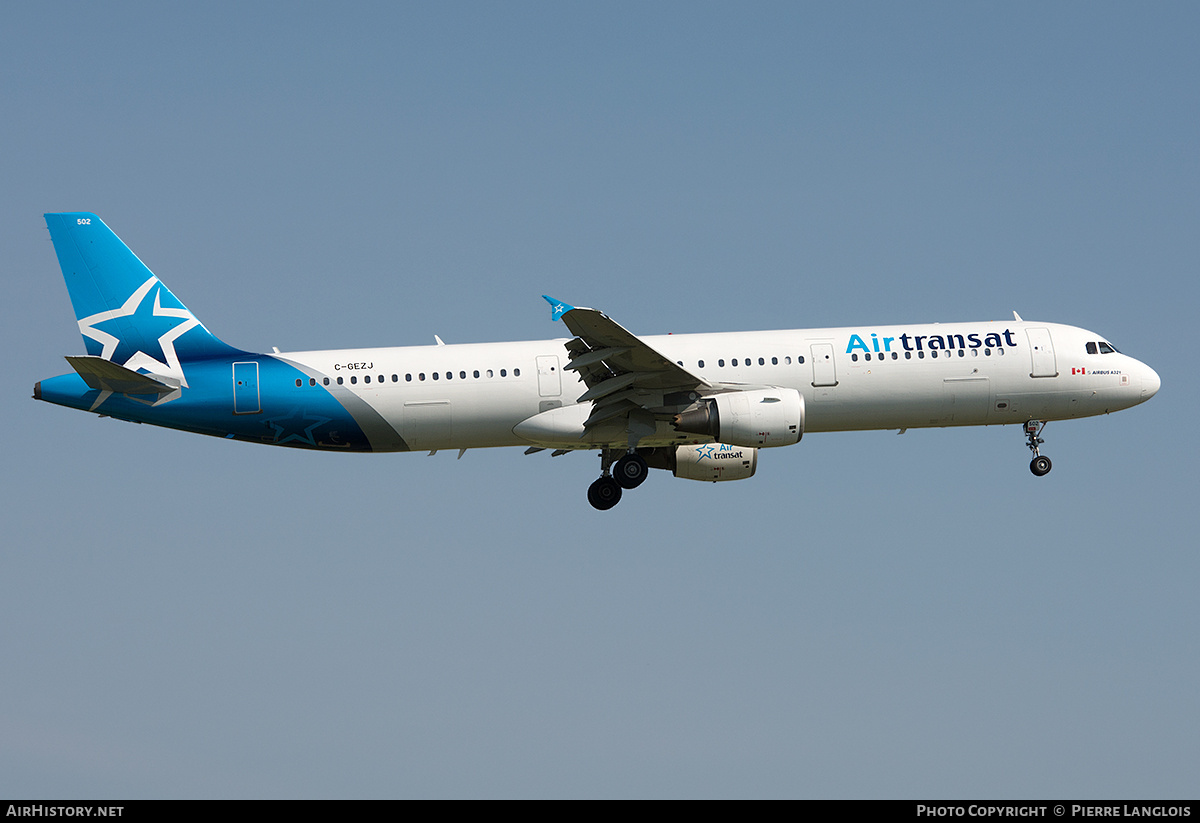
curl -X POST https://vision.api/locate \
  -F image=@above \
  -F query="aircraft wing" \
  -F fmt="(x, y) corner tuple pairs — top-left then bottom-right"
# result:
(543, 296), (712, 437)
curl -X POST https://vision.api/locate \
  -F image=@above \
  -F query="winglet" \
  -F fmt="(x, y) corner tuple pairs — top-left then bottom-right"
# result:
(542, 295), (575, 322)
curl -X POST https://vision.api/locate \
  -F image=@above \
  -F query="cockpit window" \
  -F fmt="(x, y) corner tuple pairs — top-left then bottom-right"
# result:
(1098, 342), (1116, 354)
(1086, 342), (1098, 354)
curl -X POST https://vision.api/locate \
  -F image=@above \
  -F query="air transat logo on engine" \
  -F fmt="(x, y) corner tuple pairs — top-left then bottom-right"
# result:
(845, 329), (1019, 355)
(696, 443), (746, 461)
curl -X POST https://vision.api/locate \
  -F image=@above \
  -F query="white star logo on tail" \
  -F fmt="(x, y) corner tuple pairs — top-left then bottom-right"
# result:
(76, 276), (199, 388)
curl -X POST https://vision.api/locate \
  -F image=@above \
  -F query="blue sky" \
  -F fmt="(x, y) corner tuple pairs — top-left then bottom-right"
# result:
(3, 2), (1197, 798)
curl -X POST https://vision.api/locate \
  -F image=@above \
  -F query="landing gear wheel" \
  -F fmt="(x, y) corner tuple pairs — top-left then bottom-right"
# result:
(587, 476), (623, 510)
(613, 453), (649, 489)
(1023, 420), (1052, 477)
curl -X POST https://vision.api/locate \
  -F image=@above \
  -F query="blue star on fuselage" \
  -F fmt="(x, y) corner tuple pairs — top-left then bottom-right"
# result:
(266, 408), (332, 446)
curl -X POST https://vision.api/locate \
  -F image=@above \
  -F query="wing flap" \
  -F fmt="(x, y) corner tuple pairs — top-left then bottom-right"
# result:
(564, 346), (630, 372)
(557, 306), (706, 391)
(543, 296), (712, 443)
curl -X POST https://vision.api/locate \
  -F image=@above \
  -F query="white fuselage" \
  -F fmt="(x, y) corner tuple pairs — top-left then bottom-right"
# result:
(277, 320), (1160, 453)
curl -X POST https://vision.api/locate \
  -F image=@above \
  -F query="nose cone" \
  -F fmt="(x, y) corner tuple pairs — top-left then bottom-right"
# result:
(1141, 363), (1161, 400)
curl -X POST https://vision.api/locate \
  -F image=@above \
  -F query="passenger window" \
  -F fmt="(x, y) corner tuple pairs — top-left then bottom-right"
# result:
(918, 351), (925, 359)
(785, 356), (792, 365)
(500, 369), (507, 377)
(445, 372), (452, 380)
(419, 373), (426, 381)
(514, 368), (520, 376)
(487, 369), (494, 378)
(771, 357), (778, 365)
(460, 371), (466, 379)
(718, 359), (725, 367)
(364, 375), (371, 383)
(758, 357), (765, 365)
(904, 352), (911, 360)
(295, 379), (302, 387)
(406, 374), (413, 382)
(337, 376), (344, 384)
(323, 377), (330, 385)
(351, 376), (357, 384)
(473, 370), (480, 378)
(698, 360), (705, 368)
(851, 353), (859, 362)
(309, 378), (316, 386)
(432, 372), (439, 380)
(798, 356), (805, 364)
(892, 352), (898, 360)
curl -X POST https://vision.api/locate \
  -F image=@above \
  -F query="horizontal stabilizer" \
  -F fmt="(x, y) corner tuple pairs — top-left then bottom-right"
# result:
(65, 355), (179, 395)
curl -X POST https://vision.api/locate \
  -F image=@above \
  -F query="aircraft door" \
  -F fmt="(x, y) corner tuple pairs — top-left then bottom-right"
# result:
(942, 377), (991, 424)
(536, 355), (561, 397)
(404, 400), (452, 450)
(1026, 328), (1058, 378)
(810, 343), (838, 387)
(232, 361), (261, 414)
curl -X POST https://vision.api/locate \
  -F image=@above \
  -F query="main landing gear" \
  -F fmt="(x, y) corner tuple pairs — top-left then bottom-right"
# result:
(1024, 420), (1052, 477)
(587, 449), (649, 510)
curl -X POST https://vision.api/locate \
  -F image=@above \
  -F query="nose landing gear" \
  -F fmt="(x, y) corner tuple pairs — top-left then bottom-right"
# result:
(1025, 420), (1052, 476)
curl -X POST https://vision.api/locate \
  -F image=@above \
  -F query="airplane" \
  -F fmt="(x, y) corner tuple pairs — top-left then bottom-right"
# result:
(34, 212), (1161, 510)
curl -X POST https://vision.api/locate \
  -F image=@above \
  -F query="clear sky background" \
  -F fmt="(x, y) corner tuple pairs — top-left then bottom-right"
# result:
(2, 2), (1196, 799)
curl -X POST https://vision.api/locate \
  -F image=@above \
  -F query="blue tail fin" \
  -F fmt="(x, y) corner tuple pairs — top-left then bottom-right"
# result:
(44, 213), (244, 383)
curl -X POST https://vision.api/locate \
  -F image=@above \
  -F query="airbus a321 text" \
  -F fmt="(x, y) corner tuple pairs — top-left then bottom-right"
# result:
(35, 213), (1160, 510)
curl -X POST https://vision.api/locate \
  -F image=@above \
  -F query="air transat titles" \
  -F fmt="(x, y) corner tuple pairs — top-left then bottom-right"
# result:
(846, 329), (1019, 355)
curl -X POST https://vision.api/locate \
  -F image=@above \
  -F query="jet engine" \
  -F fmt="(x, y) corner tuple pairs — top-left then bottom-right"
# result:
(672, 388), (804, 447)
(644, 444), (758, 482)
